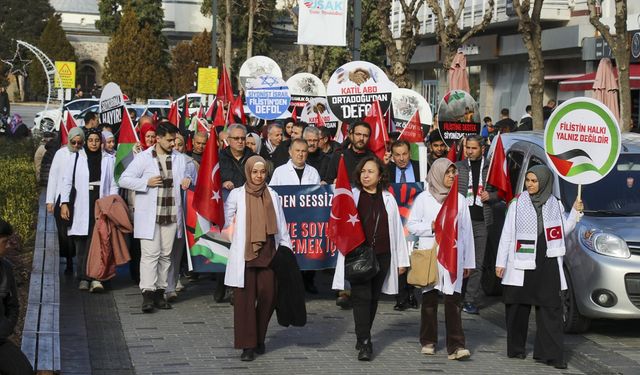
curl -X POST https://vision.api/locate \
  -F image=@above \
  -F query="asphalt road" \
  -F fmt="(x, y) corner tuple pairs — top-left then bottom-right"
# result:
(12, 102), (47, 130)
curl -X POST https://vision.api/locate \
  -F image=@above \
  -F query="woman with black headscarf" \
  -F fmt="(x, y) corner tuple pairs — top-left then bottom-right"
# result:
(60, 128), (118, 293)
(223, 155), (292, 362)
(495, 165), (583, 369)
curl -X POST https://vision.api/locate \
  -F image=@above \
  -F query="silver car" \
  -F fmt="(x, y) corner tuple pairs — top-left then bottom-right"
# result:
(488, 131), (640, 333)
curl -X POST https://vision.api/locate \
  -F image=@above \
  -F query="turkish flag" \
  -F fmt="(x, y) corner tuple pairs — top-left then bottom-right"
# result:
(216, 64), (234, 105)
(546, 226), (563, 241)
(167, 101), (180, 127)
(291, 106), (297, 123)
(205, 99), (216, 121)
(435, 175), (459, 283)
(212, 101), (226, 127)
(364, 100), (388, 160)
(229, 95), (246, 125)
(193, 127), (224, 227)
(487, 134), (514, 203)
(446, 141), (458, 162)
(327, 155), (366, 256)
(60, 110), (77, 145)
(398, 110), (424, 143)
(315, 111), (325, 127)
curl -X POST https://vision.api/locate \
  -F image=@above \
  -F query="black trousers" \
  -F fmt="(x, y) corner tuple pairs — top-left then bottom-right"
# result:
(505, 303), (564, 363)
(0, 340), (33, 375)
(54, 210), (74, 258)
(350, 252), (391, 342)
(395, 271), (415, 303)
(71, 235), (89, 281)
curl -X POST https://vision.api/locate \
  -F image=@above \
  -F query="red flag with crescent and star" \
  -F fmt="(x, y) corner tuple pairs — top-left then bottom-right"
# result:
(327, 155), (365, 256)
(60, 110), (77, 145)
(363, 100), (389, 161)
(487, 134), (513, 202)
(398, 110), (424, 143)
(193, 127), (224, 228)
(435, 175), (459, 283)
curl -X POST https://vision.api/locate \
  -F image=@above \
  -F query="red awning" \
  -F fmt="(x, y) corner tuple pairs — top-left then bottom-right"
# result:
(559, 64), (640, 91)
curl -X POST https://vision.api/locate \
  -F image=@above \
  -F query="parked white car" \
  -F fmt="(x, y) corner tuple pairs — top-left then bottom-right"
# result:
(34, 98), (99, 132)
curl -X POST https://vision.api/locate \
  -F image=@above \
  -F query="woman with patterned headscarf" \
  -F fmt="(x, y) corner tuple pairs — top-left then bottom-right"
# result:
(223, 155), (292, 362)
(407, 158), (475, 360)
(495, 165), (583, 369)
(60, 128), (118, 293)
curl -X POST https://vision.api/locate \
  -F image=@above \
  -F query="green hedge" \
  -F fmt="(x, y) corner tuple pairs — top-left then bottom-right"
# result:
(0, 137), (39, 247)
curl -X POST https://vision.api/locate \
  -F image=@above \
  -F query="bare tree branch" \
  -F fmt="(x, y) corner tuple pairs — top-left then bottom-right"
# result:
(460, 0), (495, 45)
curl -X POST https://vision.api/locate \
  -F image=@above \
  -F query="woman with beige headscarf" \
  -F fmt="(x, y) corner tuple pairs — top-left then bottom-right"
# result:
(223, 155), (292, 362)
(407, 158), (475, 360)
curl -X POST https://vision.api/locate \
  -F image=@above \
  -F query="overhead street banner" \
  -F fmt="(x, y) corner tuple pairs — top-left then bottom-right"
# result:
(55, 61), (76, 89)
(297, 0), (348, 46)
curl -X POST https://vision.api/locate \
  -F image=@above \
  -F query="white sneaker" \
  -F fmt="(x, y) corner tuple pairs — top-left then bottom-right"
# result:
(448, 348), (471, 360)
(89, 280), (104, 293)
(78, 280), (90, 290)
(175, 280), (184, 292)
(421, 344), (435, 355)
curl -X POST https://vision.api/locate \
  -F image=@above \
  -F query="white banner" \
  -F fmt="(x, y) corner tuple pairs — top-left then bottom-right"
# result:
(297, 0), (348, 46)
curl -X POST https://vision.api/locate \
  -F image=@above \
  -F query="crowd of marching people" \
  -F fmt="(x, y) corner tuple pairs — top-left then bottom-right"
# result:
(37, 105), (583, 368)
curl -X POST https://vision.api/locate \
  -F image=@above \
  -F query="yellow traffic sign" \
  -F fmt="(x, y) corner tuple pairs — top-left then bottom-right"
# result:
(55, 61), (76, 89)
(197, 67), (218, 94)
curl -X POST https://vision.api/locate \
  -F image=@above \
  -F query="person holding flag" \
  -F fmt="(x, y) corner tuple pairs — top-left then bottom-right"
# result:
(331, 155), (410, 361)
(223, 156), (292, 362)
(407, 158), (475, 360)
(495, 165), (583, 369)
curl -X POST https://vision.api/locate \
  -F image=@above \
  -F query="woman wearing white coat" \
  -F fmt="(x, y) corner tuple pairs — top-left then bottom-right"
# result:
(407, 158), (475, 360)
(495, 165), (582, 369)
(332, 156), (410, 361)
(46, 129), (84, 274)
(223, 156), (292, 362)
(60, 128), (118, 292)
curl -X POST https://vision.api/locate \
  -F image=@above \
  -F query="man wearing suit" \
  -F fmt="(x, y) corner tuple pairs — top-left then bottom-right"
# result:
(387, 140), (419, 311)
(387, 140), (421, 183)
(455, 134), (499, 315)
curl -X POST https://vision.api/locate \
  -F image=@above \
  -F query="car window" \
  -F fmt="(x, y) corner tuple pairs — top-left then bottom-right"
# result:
(507, 150), (524, 196)
(66, 100), (97, 111)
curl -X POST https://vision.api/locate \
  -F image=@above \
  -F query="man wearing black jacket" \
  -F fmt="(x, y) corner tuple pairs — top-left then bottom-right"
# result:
(220, 124), (256, 191)
(303, 126), (329, 181)
(324, 121), (374, 184)
(0, 218), (34, 374)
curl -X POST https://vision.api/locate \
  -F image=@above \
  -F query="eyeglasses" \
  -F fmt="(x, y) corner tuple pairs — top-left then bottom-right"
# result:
(228, 136), (245, 142)
(70, 140), (84, 146)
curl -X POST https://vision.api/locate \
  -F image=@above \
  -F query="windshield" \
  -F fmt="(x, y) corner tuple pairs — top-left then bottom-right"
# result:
(560, 154), (640, 216)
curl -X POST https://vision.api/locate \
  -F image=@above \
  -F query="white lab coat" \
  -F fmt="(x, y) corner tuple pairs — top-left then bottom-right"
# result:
(269, 160), (321, 186)
(118, 147), (189, 240)
(60, 151), (118, 236)
(223, 186), (292, 288)
(406, 190), (475, 295)
(332, 189), (411, 295)
(495, 198), (580, 290)
(46, 147), (74, 205)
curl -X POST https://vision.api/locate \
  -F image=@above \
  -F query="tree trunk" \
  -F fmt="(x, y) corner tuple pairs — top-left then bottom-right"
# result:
(247, 0), (255, 60)
(306, 46), (315, 73)
(224, 0), (232, 68)
(616, 50), (632, 131)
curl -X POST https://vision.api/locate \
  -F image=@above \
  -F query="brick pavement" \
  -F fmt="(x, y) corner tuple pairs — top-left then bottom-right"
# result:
(103, 271), (589, 375)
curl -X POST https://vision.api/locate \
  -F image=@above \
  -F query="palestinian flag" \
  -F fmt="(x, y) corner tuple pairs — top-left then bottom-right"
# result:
(516, 239), (535, 254)
(184, 188), (229, 266)
(114, 107), (139, 181)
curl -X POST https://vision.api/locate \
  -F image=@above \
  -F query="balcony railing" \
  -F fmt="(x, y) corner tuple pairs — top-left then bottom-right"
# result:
(390, 0), (571, 38)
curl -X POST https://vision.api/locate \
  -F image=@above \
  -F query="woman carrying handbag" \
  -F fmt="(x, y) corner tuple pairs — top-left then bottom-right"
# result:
(332, 155), (410, 361)
(407, 158), (475, 360)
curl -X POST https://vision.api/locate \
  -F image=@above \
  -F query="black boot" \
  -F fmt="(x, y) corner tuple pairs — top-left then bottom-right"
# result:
(141, 291), (155, 313)
(154, 289), (172, 309)
(357, 339), (372, 361)
(240, 349), (255, 361)
(408, 293), (418, 309)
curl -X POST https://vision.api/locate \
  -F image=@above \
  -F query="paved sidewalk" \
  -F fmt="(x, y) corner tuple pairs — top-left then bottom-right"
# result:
(104, 272), (585, 375)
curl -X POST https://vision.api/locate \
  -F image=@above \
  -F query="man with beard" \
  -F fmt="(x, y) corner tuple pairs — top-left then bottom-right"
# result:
(303, 126), (329, 181)
(324, 121), (374, 184)
(427, 131), (448, 171)
(455, 135), (498, 315)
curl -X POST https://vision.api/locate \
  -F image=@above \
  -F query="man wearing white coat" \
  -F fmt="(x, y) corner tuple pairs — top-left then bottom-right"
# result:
(406, 158), (475, 360)
(119, 122), (192, 313)
(268, 138), (321, 186)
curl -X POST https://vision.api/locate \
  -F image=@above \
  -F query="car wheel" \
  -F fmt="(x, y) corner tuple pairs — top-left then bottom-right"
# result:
(41, 118), (55, 132)
(562, 268), (591, 333)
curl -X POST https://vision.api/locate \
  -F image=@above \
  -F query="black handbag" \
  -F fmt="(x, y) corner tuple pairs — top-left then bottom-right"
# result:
(344, 213), (380, 284)
(54, 152), (79, 226)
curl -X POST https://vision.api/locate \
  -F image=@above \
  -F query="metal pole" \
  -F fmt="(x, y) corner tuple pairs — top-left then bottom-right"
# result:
(211, 0), (217, 67)
(353, 0), (362, 61)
